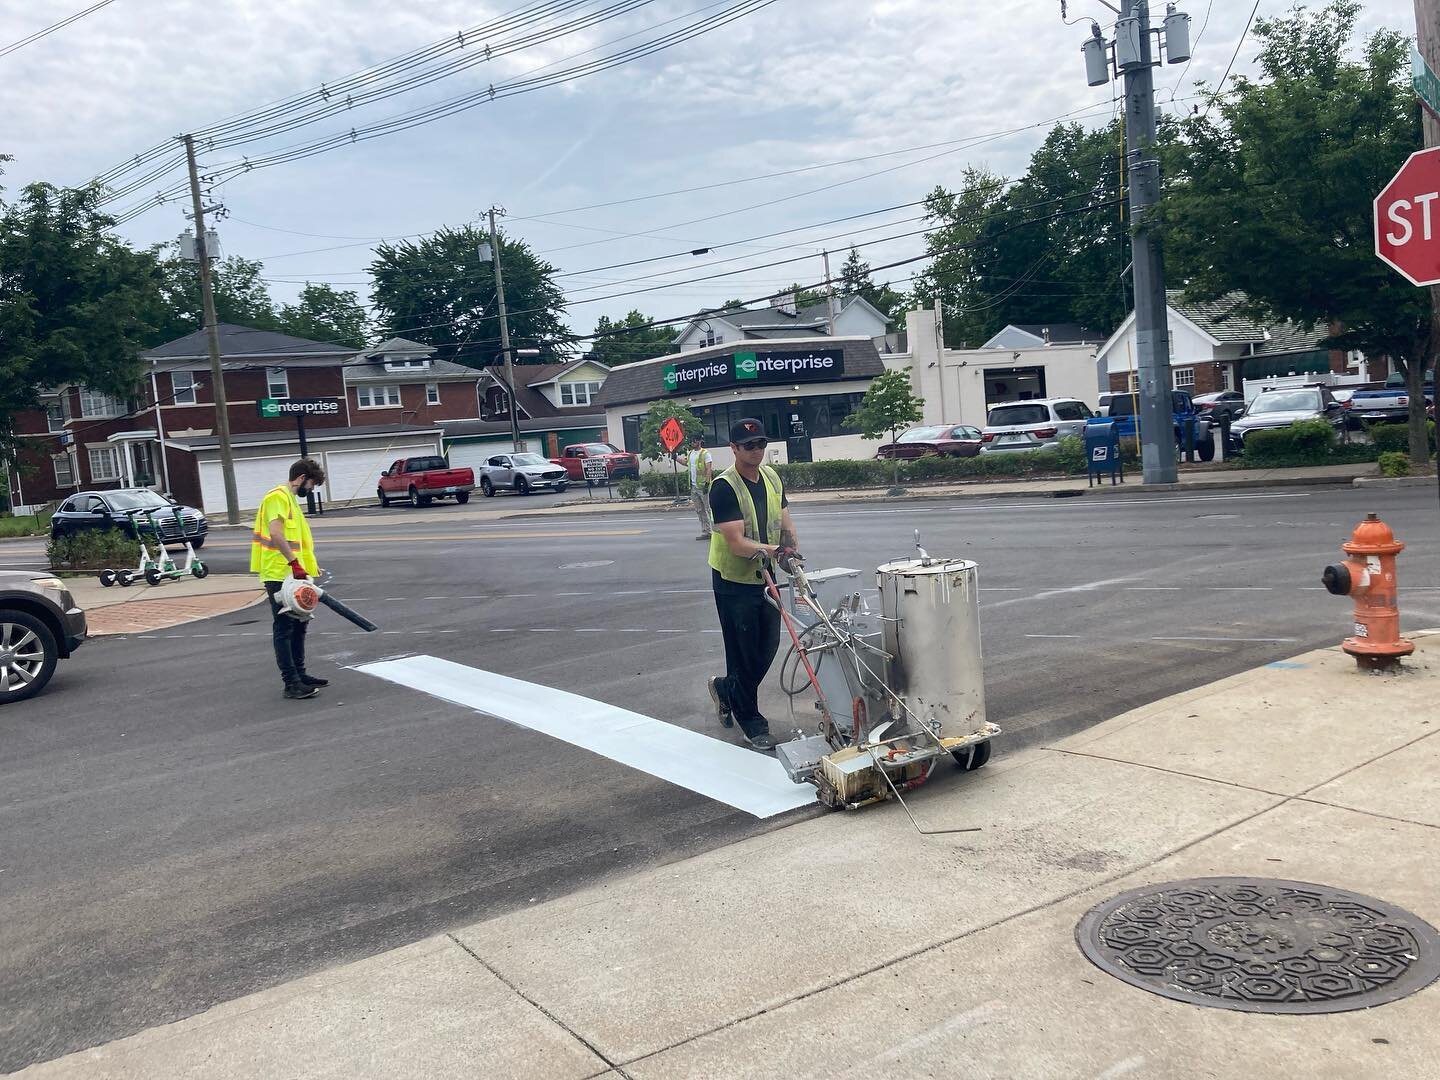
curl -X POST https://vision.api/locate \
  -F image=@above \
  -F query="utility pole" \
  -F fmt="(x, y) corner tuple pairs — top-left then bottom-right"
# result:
(486, 207), (523, 452)
(821, 249), (839, 335)
(182, 135), (240, 524)
(1414, 0), (1440, 507)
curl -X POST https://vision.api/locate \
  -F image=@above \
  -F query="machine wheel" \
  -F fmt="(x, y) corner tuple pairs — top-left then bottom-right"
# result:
(953, 741), (992, 771)
(0, 611), (59, 704)
(145, 567), (163, 586)
(116, 569), (135, 587)
(378, 488), (390, 508)
(192, 564), (210, 579)
(98, 569), (117, 588)
(456, 491), (470, 505)
(515, 475), (530, 496)
(481, 477), (494, 498)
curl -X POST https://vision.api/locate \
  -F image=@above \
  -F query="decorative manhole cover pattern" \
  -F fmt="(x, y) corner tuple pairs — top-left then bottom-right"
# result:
(1075, 877), (1440, 1014)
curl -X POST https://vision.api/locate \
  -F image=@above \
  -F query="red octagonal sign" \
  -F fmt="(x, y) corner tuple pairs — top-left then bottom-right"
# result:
(1375, 147), (1440, 286)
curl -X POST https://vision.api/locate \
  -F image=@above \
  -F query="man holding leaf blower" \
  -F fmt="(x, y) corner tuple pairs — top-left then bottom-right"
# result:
(251, 458), (327, 700)
(706, 418), (803, 751)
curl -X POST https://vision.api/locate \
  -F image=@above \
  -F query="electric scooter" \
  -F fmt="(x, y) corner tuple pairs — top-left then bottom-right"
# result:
(99, 508), (158, 587)
(140, 507), (209, 585)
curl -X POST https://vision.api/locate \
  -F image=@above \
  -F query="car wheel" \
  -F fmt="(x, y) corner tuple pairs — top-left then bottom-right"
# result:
(557, 483), (568, 493)
(0, 611), (59, 704)
(953, 741), (992, 771)
(1197, 434), (1216, 462)
(409, 486), (422, 508)
(515, 475), (530, 496)
(456, 491), (470, 505)
(481, 477), (494, 498)
(98, 569), (117, 588)
(378, 488), (390, 508)
(190, 537), (205, 550)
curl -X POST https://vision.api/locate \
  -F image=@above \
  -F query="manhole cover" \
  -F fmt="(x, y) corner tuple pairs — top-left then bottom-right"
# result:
(1075, 877), (1440, 1014)
(558, 560), (613, 570)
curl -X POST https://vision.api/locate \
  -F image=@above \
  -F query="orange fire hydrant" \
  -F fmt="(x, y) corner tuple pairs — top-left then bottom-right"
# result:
(1322, 514), (1414, 670)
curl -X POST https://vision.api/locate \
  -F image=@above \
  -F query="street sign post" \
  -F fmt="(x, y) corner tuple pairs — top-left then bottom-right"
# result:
(1415, 46), (1440, 121)
(256, 397), (341, 514)
(1374, 147), (1440, 286)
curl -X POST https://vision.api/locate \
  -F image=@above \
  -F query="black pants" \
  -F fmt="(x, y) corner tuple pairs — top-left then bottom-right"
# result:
(265, 581), (309, 686)
(713, 583), (781, 731)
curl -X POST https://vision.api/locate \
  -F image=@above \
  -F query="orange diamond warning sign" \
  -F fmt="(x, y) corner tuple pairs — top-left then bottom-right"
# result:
(659, 417), (686, 453)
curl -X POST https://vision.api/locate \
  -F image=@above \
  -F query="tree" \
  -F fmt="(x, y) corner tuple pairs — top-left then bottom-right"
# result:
(637, 400), (703, 462)
(1160, 1), (1429, 463)
(588, 309), (676, 366)
(910, 169), (1011, 347)
(844, 368), (924, 484)
(0, 176), (164, 452)
(276, 283), (370, 349)
(152, 252), (280, 345)
(370, 225), (569, 367)
(838, 247), (905, 326)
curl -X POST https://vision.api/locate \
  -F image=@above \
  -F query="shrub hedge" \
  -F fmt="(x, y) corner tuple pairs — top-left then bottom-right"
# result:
(1378, 451), (1411, 478)
(47, 528), (139, 572)
(1368, 421), (1436, 454)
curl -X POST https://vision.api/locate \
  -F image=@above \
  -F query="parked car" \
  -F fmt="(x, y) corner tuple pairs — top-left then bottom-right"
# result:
(550, 443), (640, 484)
(50, 489), (208, 548)
(1347, 373), (1434, 423)
(0, 571), (86, 704)
(1226, 386), (1345, 456)
(479, 453), (570, 497)
(875, 424), (983, 459)
(979, 398), (1094, 454)
(377, 456), (475, 508)
(1193, 391), (1247, 424)
(1092, 390), (1216, 462)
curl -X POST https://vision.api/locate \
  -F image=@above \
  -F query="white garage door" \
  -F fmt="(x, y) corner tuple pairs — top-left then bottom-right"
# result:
(323, 442), (439, 505)
(199, 455), (294, 513)
(446, 438), (540, 472)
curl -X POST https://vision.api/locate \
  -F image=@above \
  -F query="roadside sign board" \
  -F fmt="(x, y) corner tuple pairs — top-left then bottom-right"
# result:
(582, 457), (609, 482)
(661, 348), (844, 394)
(257, 397), (342, 419)
(1415, 46), (1440, 120)
(1374, 147), (1440, 287)
(659, 417), (686, 453)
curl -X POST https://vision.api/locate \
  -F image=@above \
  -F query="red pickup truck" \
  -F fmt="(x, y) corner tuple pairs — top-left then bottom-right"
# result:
(377, 456), (475, 508)
(550, 442), (640, 484)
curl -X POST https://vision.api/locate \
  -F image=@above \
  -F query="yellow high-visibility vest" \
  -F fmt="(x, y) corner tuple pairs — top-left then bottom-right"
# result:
(250, 484), (318, 582)
(707, 464), (783, 585)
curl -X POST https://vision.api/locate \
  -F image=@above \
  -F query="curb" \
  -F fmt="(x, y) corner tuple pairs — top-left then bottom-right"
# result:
(1353, 475), (1436, 489)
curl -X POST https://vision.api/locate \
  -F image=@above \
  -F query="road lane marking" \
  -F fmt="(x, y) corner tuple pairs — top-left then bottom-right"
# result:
(354, 655), (814, 818)
(1151, 636), (1298, 643)
(202, 528), (646, 548)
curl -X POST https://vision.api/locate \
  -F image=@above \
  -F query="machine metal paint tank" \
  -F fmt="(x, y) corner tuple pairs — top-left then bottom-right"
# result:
(876, 558), (986, 738)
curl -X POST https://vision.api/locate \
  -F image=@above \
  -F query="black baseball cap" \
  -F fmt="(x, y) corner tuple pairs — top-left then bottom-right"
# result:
(729, 418), (765, 443)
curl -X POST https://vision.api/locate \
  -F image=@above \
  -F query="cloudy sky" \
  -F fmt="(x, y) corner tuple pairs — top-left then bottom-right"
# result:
(0, 0), (1419, 347)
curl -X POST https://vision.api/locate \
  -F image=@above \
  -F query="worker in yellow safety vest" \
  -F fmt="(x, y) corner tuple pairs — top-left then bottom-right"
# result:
(705, 418), (803, 752)
(250, 458), (326, 699)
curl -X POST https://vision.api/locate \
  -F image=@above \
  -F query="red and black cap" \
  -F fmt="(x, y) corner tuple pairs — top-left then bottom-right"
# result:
(729, 418), (765, 443)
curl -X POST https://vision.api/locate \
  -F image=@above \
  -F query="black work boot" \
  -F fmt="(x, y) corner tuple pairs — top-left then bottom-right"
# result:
(299, 674), (329, 687)
(708, 677), (733, 728)
(737, 718), (776, 751)
(284, 683), (319, 700)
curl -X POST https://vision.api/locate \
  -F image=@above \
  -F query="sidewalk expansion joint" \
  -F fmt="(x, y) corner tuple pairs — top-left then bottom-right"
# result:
(613, 794), (1292, 1073)
(446, 933), (634, 1080)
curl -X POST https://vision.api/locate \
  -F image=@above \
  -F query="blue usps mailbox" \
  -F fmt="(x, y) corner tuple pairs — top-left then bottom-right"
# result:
(1085, 421), (1124, 486)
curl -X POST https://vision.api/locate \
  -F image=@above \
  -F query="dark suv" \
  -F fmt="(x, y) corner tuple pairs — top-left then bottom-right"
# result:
(0, 572), (86, 703)
(50, 489), (208, 548)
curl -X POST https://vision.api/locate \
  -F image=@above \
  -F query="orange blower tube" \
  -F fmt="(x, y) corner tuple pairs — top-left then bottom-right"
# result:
(1322, 514), (1414, 670)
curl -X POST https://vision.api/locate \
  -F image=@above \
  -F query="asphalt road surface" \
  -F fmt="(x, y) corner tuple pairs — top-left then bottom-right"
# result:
(2, 485), (1437, 1070)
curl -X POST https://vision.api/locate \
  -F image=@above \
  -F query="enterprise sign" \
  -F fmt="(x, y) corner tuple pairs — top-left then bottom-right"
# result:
(662, 349), (844, 393)
(257, 397), (342, 419)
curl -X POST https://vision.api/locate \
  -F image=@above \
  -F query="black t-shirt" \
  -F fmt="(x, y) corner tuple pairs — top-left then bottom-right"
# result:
(710, 472), (788, 593)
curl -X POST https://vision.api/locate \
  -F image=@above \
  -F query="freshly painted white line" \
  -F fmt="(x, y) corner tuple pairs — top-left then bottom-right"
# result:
(355, 655), (815, 818)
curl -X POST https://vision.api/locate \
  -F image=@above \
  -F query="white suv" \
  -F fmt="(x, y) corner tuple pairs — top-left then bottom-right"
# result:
(979, 398), (1095, 453)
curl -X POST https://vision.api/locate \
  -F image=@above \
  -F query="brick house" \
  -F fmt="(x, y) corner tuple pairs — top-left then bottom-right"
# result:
(7, 326), (481, 514)
(444, 358), (612, 469)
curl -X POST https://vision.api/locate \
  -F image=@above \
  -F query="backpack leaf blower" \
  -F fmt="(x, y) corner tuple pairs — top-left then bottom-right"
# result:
(277, 577), (378, 632)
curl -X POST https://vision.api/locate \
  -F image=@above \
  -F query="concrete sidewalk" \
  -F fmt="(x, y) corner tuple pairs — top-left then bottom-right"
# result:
(64, 573), (264, 635)
(14, 633), (1439, 1079)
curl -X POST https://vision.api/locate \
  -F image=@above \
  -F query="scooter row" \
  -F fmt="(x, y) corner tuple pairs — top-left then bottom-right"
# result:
(99, 508), (209, 588)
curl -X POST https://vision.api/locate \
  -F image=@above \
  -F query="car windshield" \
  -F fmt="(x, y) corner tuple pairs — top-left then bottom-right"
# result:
(897, 427), (946, 443)
(1249, 390), (1322, 414)
(1106, 394), (1137, 417)
(512, 453), (548, 466)
(987, 404), (1050, 426)
(105, 491), (172, 510)
(577, 443), (620, 454)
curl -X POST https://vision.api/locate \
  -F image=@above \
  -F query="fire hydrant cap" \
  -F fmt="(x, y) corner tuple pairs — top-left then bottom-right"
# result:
(1342, 513), (1405, 556)
(1322, 564), (1351, 596)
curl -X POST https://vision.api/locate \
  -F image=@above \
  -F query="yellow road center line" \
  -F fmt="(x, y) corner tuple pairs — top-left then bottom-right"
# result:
(204, 528), (645, 547)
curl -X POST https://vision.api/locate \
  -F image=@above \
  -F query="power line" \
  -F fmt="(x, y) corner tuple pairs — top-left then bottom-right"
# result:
(1202, 0), (1260, 118)
(0, 0), (117, 59)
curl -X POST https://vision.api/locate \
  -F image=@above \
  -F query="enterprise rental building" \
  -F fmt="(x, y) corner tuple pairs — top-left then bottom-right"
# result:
(597, 337), (888, 468)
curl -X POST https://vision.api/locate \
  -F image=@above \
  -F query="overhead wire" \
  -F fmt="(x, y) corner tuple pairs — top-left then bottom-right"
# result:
(1201, 0), (1260, 119)
(0, 0), (118, 58)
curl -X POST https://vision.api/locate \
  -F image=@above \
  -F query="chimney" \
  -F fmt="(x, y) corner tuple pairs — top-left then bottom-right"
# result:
(770, 292), (797, 317)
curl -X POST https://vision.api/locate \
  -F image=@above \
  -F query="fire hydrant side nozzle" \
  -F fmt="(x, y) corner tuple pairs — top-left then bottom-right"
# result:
(1322, 513), (1413, 671)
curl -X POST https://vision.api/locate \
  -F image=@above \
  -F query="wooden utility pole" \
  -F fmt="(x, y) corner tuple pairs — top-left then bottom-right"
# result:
(1414, 1), (1440, 495)
(487, 207), (522, 452)
(182, 135), (240, 524)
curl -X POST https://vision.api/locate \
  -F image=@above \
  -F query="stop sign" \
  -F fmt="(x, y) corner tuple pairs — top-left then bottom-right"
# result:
(1375, 147), (1440, 286)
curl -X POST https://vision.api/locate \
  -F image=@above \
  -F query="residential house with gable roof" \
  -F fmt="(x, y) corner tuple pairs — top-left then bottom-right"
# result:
(672, 294), (893, 353)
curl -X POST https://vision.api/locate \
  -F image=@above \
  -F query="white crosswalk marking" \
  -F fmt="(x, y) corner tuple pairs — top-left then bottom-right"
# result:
(354, 655), (815, 819)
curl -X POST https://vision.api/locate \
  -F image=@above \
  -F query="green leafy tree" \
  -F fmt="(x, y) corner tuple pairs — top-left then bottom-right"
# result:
(838, 246), (905, 325)
(911, 169), (1011, 347)
(844, 368), (924, 484)
(637, 400), (704, 462)
(152, 252), (280, 344)
(0, 175), (164, 452)
(370, 225), (569, 367)
(276, 283), (371, 348)
(1160, 1), (1429, 462)
(588, 309), (676, 366)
